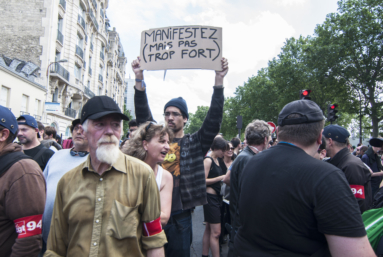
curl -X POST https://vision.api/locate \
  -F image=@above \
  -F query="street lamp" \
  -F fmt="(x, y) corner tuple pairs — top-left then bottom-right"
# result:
(44, 59), (68, 122)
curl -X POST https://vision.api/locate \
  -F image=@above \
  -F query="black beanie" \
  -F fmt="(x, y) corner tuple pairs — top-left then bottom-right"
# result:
(164, 97), (189, 119)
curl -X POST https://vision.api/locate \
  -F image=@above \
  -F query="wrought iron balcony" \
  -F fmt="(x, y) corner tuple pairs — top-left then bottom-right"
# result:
(34, 115), (42, 121)
(59, 0), (66, 10)
(20, 111), (30, 116)
(65, 108), (77, 118)
(89, 67), (92, 75)
(78, 14), (86, 30)
(90, 42), (94, 51)
(50, 62), (70, 81)
(76, 45), (84, 59)
(100, 51), (104, 60)
(57, 29), (64, 44)
(85, 86), (95, 98)
(99, 74), (103, 82)
(89, 10), (99, 30)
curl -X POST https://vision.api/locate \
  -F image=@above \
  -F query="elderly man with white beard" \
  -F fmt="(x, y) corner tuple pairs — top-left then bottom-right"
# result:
(44, 96), (167, 257)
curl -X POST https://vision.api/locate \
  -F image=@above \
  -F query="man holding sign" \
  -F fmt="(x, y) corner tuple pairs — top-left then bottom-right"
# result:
(132, 55), (228, 256)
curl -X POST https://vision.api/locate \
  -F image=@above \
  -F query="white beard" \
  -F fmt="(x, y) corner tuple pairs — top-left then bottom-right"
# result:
(96, 136), (120, 165)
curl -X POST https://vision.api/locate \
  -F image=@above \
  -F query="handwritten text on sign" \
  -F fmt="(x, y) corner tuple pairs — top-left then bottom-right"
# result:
(140, 26), (222, 71)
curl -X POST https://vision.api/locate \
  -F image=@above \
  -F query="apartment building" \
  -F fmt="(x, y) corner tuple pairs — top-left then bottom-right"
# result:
(124, 76), (136, 119)
(0, 0), (127, 138)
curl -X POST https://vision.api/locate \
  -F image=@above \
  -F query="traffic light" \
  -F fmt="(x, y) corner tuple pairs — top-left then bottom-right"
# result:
(236, 115), (243, 129)
(300, 89), (312, 100)
(327, 104), (339, 123)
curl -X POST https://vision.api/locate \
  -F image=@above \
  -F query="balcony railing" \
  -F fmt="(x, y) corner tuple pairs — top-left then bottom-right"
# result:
(90, 42), (94, 51)
(100, 51), (104, 60)
(34, 115), (42, 121)
(89, 10), (99, 30)
(57, 29), (64, 44)
(78, 14), (86, 30)
(50, 62), (70, 81)
(98, 74), (103, 82)
(92, 0), (97, 10)
(100, 8), (104, 18)
(59, 0), (66, 10)
(89, 67), (92, 75)
(65, 108), (77, 118)
(20, 111), (30, 116)
(75, 45), (84, 59)
(85, 86), (95, 98)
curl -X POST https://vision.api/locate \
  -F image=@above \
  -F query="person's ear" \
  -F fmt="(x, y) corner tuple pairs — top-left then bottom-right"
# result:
(0, 129), (10, 142)
(143, 140), (148, 151)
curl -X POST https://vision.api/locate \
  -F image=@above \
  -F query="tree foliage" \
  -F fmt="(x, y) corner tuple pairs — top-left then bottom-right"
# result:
(184, 106), (209, 134)
(122, 105), (133, 138)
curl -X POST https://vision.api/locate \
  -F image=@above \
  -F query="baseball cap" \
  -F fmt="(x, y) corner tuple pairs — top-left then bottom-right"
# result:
(369, 138), (383, 148)
(0, 105), (18, 135)
(278, 100), (325, 126)
(17, 114), (40, 138)
(81, 96), (129, 124)
(323, 125), (350, 143)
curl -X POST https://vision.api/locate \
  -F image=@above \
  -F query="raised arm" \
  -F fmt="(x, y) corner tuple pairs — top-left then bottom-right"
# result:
(132, 57), (155, 126)
(196, 58), (228, 155)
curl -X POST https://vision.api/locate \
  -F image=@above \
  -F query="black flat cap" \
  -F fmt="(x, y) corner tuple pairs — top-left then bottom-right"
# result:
(369, 138), (383, 147)
(278, 100), (325, 126)
(323, 125), (350, 143)
(81, 96), (129, 124)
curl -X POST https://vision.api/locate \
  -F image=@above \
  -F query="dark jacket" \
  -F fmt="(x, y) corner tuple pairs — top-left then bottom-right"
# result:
(134, 87), (224, 209)
(329, 147), (372, 213)
(229, 146), (256, 231)
(0, 143), (46, 257)
(362, 147), (383, 190)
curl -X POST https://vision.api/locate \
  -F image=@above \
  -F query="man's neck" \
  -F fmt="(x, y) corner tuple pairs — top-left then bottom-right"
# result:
(73, 145), (89, 152)
(23, 140), (41, 150)
(173, 129), (184, 138)
(89, 152), (111, 176)
(248, 144), (266, 153)
(328, 147), (344, 159)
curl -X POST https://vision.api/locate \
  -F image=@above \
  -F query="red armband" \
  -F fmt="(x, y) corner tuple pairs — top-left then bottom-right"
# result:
(14, 214), (42, 238)
(143, 217), (162, 237)
(350, 185), (365, 199)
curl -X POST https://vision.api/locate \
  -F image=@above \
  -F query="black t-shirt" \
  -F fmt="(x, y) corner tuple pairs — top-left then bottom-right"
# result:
(234, 143), (366, 257)
(24, 144), (55, 172)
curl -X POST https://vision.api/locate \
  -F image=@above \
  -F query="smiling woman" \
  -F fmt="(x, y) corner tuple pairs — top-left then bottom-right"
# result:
(123, 121), (175, 226)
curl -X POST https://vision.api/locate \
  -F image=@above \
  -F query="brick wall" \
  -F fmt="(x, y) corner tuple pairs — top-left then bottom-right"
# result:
(0, 0), (46, 66)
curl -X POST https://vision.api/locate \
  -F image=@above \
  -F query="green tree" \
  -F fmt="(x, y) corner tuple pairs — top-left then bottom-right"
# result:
(313, 0), (383, 136)
(122, 105), (133, 138)
(184, 106), (209, 134)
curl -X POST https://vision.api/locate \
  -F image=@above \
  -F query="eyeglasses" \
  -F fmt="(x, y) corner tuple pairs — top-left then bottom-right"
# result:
(70, 148), (89, 157)
(229, 147), (234, 150)
(163, 112), (182, 118)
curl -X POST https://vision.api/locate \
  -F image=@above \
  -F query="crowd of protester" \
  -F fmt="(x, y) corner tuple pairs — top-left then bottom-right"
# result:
(1, 56), (383, 257)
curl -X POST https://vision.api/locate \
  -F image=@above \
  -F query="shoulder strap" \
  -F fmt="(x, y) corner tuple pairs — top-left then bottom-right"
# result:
(0, 151), (31, 177)
(33, 146), (49, 162)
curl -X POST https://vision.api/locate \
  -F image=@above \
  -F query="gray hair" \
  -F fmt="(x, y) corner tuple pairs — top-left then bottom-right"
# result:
(245, 119), (271, 146)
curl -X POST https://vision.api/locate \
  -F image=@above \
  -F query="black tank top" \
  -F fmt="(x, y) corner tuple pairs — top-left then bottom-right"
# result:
(205, 156), (223, 195)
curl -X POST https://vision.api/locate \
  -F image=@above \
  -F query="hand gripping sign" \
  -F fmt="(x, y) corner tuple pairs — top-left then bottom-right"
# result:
(14, 214), (43, 238)
(140, 26), (222, 71)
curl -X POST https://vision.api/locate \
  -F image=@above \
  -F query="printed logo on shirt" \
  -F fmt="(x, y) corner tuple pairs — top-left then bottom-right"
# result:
(14, 214), (43, 238)
(162, 142), (181, 177)
(350, 185), (365, 199)
(143, 217), (162, 237)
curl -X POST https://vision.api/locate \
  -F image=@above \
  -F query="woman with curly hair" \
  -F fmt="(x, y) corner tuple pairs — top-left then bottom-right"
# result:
(123, 121), (174, 226)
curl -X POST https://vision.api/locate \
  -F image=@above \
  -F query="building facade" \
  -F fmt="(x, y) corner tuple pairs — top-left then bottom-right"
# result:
(124, 76), (135, 119)
(0, 0), (127, 138)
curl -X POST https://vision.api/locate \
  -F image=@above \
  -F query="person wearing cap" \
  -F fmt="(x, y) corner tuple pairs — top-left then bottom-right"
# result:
(362, 138), (383, 196)
(40, 119), (89, 255)
(233, 100), (374, 256)
(45, 96), (166, 257)
(222, 119), (271, 257)
(17, 115), (55, 171)
(323, 125), (372, 213)
(0, 106), (46, 257)
(131, 57), (228, 256)
(41, 126), (62, 152)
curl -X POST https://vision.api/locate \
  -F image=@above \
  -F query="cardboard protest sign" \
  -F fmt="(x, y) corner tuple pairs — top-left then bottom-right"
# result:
(140, 26), (222, 71)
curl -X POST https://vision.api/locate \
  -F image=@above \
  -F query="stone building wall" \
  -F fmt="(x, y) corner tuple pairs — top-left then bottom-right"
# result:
(0, 0), (46, 66)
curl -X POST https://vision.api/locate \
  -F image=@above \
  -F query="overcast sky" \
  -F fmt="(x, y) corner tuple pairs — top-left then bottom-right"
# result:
(107, 0), (339, 123)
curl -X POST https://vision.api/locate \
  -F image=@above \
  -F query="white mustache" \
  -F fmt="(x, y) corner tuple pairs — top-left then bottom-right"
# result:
(97, 135), (119, 146)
